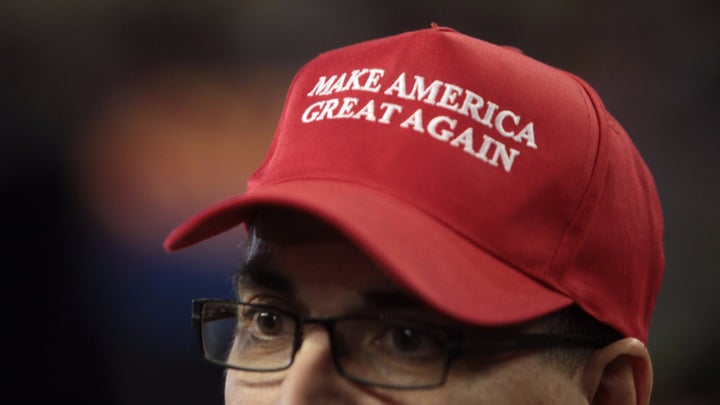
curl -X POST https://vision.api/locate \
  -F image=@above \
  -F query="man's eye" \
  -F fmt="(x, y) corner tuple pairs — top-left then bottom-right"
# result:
(239, 308), (291, 339)
(230, 307), (295, 360)
(254, 311), (283, 336)
(372, 325), (445, 360)
(391, 328), (423, 352)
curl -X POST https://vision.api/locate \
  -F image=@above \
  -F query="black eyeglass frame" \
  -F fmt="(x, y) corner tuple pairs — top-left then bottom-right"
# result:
(192, 298), (611, 390)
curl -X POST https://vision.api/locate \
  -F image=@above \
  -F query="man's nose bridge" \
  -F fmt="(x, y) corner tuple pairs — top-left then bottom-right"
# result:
(294, 318), (334, 353)
(297, 318), (334, 341)
(280, 321), (338, 386)
(275, 321), (354, 404)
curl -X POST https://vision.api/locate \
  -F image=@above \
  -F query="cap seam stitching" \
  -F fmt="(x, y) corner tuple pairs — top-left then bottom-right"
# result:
(544, 74), (605, 316)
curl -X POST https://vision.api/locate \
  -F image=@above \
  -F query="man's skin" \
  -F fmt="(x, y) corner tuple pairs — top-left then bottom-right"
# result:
(224, 209), (653, 405)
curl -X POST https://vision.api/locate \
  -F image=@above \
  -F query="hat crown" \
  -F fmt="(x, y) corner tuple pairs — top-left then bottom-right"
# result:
(248, 27), (664, 340)
(164, 27), (663, 342)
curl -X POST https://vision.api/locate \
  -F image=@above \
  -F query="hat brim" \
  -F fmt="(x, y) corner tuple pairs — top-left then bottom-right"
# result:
(164, 180), (573, 326)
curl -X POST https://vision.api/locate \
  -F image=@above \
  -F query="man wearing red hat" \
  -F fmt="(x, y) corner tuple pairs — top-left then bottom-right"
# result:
(166, 25), (664, 404)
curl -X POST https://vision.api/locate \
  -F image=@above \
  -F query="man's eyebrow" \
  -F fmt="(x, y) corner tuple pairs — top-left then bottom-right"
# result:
(234, 262), (295, 296)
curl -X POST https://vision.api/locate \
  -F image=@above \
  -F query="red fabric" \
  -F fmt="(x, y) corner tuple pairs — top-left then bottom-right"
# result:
(164, 26), (664, 342)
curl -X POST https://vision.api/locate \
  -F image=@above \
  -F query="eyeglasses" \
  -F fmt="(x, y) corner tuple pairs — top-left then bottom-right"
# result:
(192, 299), (608, 389)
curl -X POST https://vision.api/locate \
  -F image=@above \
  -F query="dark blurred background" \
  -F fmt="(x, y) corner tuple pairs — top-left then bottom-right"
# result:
(4, 1), (718, 404)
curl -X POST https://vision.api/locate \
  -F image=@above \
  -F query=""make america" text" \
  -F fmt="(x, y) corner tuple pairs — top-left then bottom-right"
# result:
(301, 68), (538, 172)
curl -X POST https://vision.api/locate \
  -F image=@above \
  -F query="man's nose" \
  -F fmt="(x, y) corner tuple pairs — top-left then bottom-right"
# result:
(275, 327), (357, 405)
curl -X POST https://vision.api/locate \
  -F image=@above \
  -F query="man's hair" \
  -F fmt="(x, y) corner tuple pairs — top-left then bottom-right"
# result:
(539, 305), (623, 374)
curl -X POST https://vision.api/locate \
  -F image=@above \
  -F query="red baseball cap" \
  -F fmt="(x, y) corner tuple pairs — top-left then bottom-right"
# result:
(164, 26), (664, 342)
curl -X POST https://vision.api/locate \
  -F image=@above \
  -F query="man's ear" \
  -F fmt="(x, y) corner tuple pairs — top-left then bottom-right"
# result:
(578, 337), (653, 405)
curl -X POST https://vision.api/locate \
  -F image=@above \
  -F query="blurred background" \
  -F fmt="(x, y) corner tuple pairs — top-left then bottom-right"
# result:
(4, 0), (717, 403)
